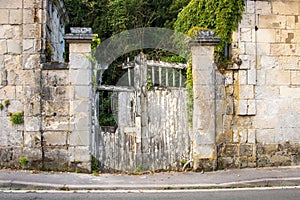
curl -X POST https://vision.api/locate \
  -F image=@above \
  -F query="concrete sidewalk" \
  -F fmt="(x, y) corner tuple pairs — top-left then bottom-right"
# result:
(0, 166), (300, 190)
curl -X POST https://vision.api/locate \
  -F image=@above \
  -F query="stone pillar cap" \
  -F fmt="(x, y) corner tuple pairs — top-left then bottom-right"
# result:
(189, 30), (221, 46)
(64, 27), (94, 42)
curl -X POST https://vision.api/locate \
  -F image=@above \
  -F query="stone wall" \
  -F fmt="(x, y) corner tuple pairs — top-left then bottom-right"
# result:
(215, 0), (300, 170)
(0, 1), (92, 172)
(0, 0), (46, 169)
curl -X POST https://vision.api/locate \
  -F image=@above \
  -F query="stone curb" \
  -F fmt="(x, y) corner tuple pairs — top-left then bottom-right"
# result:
(1, 177), (300, 191)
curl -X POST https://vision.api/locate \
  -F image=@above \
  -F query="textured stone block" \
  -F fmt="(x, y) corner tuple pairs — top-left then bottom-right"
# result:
(239, 14), (255, 28)
(0, 9), (9, 24)
(24, 117), (40, 132)
(23, 9), (33, 24)
(69, 43), (92, 53)
(42, 101), (69, 116)
(0, 40), (7, 54)
(43, 147), (68, 171)
(23, 39), (35, 52)
(75, 86), (91, 99)
(270, 44), (298, 56)
(287, 16), (297, 29)
(42, 70), (68, 86)
(7, 40), (21, 54)
(23, 24), (40, 39)
(260, 56), (279, 70)
(73, 146), (91, 163)
(236, 100), (248, 115)
(225, 71), (233, 85)
(24, 101), (40, 116)
(272, 1), (299, 15)
(4, 55), (21, 69)
(247, 100), (256, 115)
(23, 131), (41, 148)
(255, 86), (279, 100)
(266, 70), (290, 85)
(70, 131), (90, 146)
(9, 9), (22, 24)
(0, 69), (7, 86)
(69, 69), (91, 85)
(291, 71), (300, 85)
(280, 86), (300, 98)
(256, 29), (276, 43)
(0, 25), (21, 40)
(239, 85), (254, 99)
(233, 129), (239, 143)
(256, 129), (275, 144)
(248, 69), (256, 85)
(44, 131), (68, 146)
(0, 0), (22, 8)
(256, 1), (272, 15)
(245, 42), (271, 56)
(69, 53), (91, 70)
(238, 70), (247, 85)
(240, 28), (252, 42)
(194, 144), (215, 159)
(0, 85), (16, 99)
(259, 15), (286, 29)
(71, 100), (90, 113)
(248, 129), (256, 144)
(239, 129), (248, 143)
(43, 116), (69, 131)
(279, 56), (300, 70)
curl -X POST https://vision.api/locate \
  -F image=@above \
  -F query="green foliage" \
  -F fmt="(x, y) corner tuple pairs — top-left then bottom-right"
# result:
(99, 91), (116, 126)
(91, 34), (101, 51)
(19, 157), (28, 166)
(147, 74), (153, 89)
(0, 103), (3, 111)
(164, 0), (191, 29)
(186, 62), (193, 128)
(187, 26), (208, 37)
(134, 164), (144, 173)
(45, 42), (52, 62)
(4, 100), (10, 107)
(91, 156), (99, 175)
(161, 55), (187, 63)
(10, 111), (24, 125)
(174, 0), (244, 62)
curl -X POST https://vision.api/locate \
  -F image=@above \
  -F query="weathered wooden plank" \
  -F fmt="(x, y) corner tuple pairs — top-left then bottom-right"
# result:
(98, 85), (135, 92)
(146, 60), (187, 69)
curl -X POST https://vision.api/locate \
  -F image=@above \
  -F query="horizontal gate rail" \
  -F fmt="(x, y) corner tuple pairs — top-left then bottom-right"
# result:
(97, 85), (135, 92)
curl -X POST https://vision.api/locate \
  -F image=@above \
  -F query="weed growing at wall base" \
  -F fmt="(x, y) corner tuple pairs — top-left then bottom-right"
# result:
(19, 157), (28, 166)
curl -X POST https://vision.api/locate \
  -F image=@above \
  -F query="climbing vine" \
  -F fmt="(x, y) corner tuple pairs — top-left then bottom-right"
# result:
(174, 0), (244, 63)
(175, 0), (244, 127)
(186, 62), (193, 128)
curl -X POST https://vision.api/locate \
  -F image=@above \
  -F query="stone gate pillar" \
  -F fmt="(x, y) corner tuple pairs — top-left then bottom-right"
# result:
(190, 30), (220, 171)
(64, 27), (94, 172)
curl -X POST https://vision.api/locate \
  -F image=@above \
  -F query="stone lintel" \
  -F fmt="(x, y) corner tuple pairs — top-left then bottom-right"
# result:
(42, 63), (68, 70)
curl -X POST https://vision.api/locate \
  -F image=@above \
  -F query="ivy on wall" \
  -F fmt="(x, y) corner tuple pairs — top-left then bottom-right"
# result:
(174, 0), (244, 63)
(174, 0), (244, 128)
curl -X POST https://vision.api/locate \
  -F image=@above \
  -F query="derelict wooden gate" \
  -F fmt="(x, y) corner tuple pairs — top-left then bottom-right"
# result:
(94, 54), (191, 172)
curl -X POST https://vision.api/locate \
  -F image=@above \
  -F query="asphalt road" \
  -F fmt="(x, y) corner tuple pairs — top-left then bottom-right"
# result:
(1, 187), (300, 200)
